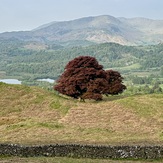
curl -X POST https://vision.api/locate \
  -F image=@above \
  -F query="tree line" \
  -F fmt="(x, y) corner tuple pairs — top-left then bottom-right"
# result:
(0, 40), (163, 80)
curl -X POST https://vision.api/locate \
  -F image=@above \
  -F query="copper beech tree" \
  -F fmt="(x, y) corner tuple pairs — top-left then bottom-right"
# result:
(54, 56), (126, 101)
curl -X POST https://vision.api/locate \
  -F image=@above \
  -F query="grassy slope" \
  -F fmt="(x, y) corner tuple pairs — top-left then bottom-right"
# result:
(0, 82), (163, 145)
(1, 157), (163, 163)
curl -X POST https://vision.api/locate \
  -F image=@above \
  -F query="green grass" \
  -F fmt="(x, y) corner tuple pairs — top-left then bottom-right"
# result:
(160, 84), (163, 89)
(116, 94), (163, 118)
(120, 63), (141, 71)
(0, 156), (163, 163)
(105, 63), (141, 72)
(5, 120), (64, 130)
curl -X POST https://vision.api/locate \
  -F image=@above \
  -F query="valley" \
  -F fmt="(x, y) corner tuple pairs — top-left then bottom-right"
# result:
(0, 15), (163, 162)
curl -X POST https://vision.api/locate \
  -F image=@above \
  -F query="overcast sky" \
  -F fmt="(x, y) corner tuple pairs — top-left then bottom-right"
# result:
(0, 0), (163, 33)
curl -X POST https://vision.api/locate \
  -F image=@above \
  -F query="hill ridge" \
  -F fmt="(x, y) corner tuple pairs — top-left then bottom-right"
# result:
(0, 15), (163, 45)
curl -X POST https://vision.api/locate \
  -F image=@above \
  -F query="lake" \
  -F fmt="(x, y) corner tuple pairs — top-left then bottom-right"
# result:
(0, 78), (55, 84)
(0, 79), (22, 84)
(37, 78), (55, 83)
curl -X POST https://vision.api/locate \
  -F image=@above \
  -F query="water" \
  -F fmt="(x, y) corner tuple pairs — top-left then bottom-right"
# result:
(37, 78), (55, 83)
(0, 79), (22, 84)
(0, 78), (55, 84)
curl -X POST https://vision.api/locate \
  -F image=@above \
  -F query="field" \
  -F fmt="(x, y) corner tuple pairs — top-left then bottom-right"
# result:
(0, 82), (163, 146)
(0, 156), (163, 163)
(0, 82), (163, 162)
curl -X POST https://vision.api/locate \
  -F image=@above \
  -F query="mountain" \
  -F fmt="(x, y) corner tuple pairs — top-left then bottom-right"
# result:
(0, 15), (163, 45)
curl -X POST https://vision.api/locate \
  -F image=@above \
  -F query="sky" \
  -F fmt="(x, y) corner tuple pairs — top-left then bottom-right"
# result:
(0, 0), (163, 33)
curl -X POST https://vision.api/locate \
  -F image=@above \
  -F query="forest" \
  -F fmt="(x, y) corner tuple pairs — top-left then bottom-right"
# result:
(0, 39), (163, 94)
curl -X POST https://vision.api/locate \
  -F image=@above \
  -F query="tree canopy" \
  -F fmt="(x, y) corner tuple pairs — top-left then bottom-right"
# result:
(54, 56), (126, 100)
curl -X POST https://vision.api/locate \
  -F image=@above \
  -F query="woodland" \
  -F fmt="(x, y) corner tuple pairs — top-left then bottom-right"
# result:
(0, 39), (163, 95)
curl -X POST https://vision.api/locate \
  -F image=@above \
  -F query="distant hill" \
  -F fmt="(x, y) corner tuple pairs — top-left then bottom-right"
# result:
(0, 40), (163, 79)
(0, 15), (163, 46)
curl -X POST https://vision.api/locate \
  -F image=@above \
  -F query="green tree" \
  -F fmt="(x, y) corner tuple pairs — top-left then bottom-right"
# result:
(160, 66), (163, 77)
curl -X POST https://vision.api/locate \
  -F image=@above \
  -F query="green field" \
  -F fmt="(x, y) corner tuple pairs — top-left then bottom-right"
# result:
(0, 156), (163, 163)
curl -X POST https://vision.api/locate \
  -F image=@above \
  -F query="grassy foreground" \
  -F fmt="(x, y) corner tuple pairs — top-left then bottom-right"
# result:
(0, 82), (163, 145)
(0, 156), (163, 163)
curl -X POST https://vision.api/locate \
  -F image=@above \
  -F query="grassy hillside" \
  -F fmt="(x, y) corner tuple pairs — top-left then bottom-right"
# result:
(1, 156), (163, 163)
(0, 82), (163, 145)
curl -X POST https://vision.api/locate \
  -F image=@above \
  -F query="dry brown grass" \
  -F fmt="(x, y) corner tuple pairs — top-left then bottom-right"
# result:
(0, 83), (163, 145)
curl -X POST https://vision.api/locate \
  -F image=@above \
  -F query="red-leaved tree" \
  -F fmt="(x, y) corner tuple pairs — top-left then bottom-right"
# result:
(54, 56), (126, 101)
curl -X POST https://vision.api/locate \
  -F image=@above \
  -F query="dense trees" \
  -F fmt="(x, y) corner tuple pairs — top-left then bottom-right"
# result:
(160, 66), (163, 77)
(54, 56), (126, 101)
(1, 40), (163, 91)
(1, 41), (163, 80)
(125, 84), (162, 95)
